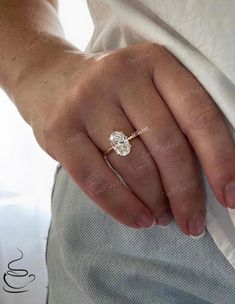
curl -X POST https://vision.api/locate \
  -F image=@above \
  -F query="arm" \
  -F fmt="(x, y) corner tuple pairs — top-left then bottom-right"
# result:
(0, 0), (80, 122)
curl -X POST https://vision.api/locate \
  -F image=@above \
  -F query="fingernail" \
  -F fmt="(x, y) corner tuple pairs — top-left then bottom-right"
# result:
(157, 211), (173, 227)
(188, 211), (205, 239)
(148, 218), (157, 229)
(224, 180), (235, 208)
(190, 229), (206, 240)
(136, 212), (156, 228)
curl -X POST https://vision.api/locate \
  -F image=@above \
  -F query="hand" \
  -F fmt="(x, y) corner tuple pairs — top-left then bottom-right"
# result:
(15, 42), (235, 237)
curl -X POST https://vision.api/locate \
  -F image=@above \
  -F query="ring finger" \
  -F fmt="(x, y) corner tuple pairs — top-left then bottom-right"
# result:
(84, 101), (173, 226)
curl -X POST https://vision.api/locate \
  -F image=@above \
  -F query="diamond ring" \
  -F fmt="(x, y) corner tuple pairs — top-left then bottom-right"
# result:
(103, 128), (148, 157)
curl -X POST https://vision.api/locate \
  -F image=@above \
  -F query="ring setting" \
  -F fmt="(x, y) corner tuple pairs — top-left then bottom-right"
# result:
(103, 127), (149, 157)
(109, 131), (131, 156)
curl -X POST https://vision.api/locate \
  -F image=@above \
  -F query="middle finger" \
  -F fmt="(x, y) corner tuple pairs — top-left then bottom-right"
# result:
(118, 73), (206, 237)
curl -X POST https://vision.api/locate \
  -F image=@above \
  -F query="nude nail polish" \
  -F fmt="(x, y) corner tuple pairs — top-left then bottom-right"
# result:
(188, 211), (205, 240)
(136, 212), (156, 228)
(224, 180), (235, 209)
(157, 211), (173, 227)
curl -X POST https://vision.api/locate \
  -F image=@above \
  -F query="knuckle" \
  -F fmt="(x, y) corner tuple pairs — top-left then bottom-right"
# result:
(82, 170), (109, 197)
(56, 131), (87, 153)
(94, 51), (130, 93)
(40, 102), (86, 156)
(82, 169), (122, 198)
(152, 134), (186, 162)
(124, 43), (160, 67)
(126, 155), (152, 179)
(147, 42), (170, 62)
(166, 180), (202, 212)
(213, 151), (235, 177)
(162, 139), (186, 162)
(65, 80), (93, 114)
(44, 112), (85, 155)
(188, 99), (222, 132)
(97, 51), (128, 76)
(145, 42), (166, 54)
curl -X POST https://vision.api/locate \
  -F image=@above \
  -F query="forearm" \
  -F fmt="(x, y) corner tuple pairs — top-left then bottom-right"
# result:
(0, 0), (80, 102)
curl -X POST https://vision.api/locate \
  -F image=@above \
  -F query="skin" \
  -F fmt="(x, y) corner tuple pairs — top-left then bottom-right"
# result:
(0, 0), (234, 237)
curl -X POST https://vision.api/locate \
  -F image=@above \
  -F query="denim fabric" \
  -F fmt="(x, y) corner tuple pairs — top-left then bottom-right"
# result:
(45, 165), (235, 303)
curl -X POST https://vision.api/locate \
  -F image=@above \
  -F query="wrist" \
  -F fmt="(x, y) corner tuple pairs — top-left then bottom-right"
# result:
(5, 35), (80, 97)
(9, 39), (88, 126)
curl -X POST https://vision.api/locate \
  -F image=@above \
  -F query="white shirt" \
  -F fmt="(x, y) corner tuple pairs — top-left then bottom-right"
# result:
(85, 0), (235, 269)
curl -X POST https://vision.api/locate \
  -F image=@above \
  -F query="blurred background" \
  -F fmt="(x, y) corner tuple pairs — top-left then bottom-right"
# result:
(0, 1), (94, 303)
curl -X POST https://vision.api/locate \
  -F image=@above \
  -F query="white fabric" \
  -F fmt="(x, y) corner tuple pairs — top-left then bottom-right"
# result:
(85, 0), (235, 269)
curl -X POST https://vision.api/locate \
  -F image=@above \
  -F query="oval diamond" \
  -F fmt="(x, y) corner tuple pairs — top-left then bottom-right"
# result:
(109, 131), (131, 156)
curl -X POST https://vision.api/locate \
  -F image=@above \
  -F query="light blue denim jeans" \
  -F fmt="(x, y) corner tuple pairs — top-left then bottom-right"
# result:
(45, 164), (235, 303)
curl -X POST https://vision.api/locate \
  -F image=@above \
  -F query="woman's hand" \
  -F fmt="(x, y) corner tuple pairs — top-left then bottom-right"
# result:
(14, 42), (235, 237)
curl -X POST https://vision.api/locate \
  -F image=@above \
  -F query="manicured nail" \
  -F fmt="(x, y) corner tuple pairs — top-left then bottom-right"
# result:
(161, 221), (174, 229)
(148, 218), (157, 229)
(224, 180), (235, 209)
(190, 229), (206, 240)
(136, 212), (156, 228)
(157, 211), (173, 227)
(188, 211), (205, 239)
